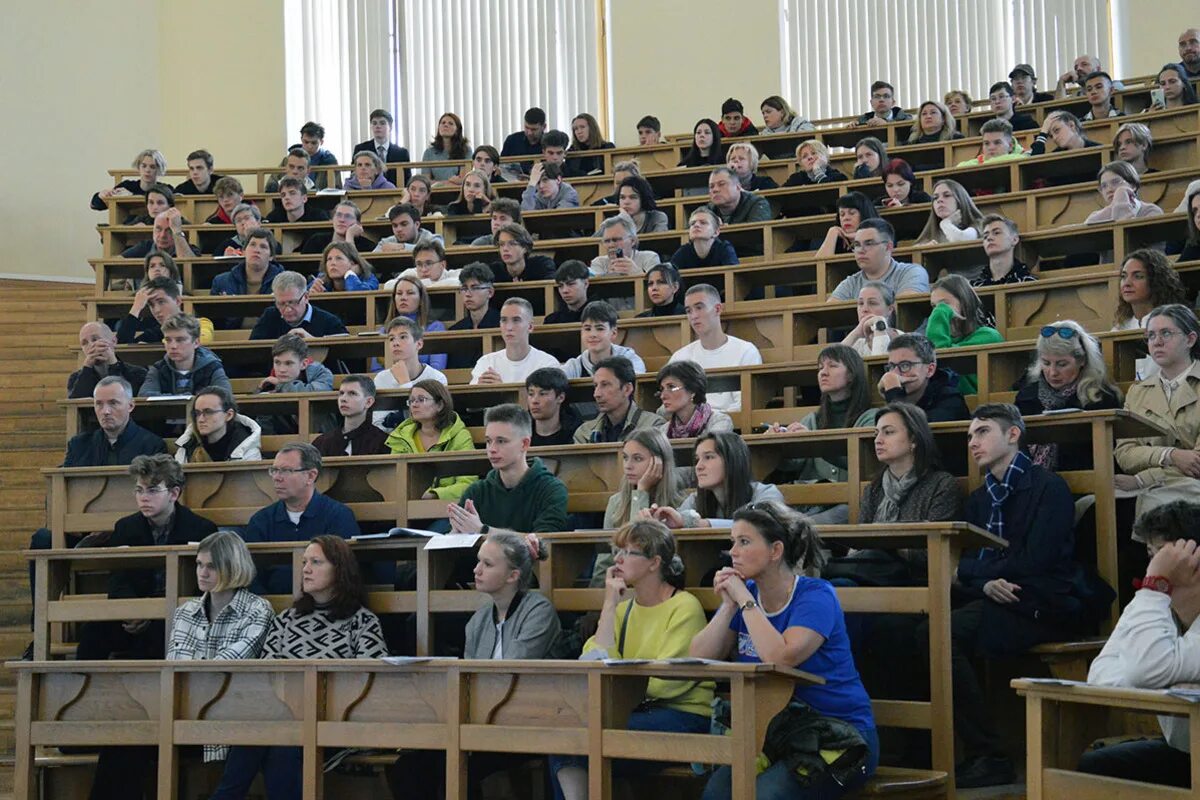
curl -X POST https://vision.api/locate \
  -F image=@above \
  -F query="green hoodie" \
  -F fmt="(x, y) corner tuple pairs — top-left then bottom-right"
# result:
(458, 457), (569, 533)
(386, 413), (478, 501)
(925, 301), (1004, 394)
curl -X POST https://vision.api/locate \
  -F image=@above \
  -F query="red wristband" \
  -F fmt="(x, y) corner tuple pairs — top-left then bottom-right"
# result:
(1133, 575), (1172, 595)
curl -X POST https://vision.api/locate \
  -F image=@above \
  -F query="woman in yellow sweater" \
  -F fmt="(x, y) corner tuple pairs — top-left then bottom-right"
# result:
(552, 519), (714, 799)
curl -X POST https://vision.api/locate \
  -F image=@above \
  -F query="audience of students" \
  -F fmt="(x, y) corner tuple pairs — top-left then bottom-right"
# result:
(309, 241), (378, 293)
(564, 112), (615, 177)
(814, 192), (878, 258)
(420, 112), (470, 182)
(852, 137), (888, 179)
(525, 367), (583, 446)
(603, 429), (685, 530)
(255, 334), (334, 434)
(842, 281), (904, 356)
(1149, 63), (1199, 110)
(1030, 110), (1101, 156)
(987, 82), (1039, 131)
(138, 314), (231, 397)
(444, 168), (496, 216)
(500, 107), (547, 168)
(590, 213), (661, 276)
(863, 334), (971, 424)
(470, 298), (560, 385)
(92, 149), (166, 210)
(679, 118), (724, 167)
(296, 121), (339, 189)
(726, 142), (777, 191)
(1080, 71), (1123, 120)
(860, 403), (962, 529)
(943, 89), (973, 118)
(250, 271), (350, 340)
(706, 166), (772, 228)
(299, 200), (376, 255)
(562, 300), (646, 378)
(669, 284), (764, 412)
(385, 274), (447, 370)
(468, 197), (522, 247)
(925, 275), (1004, 392)
(828, 218), (930, 301)
(520, 161), (580, 210)
(449, 262), (500, 330)
(668, 207), (739, 270)
(1009, 63), (1055, 104)
(211, 228), (285, 301)
(353, 108), (411, 185)
(210, 203), (271, 258)
(907, 100), (963, 143)
(1114, 122), (1155, 176)
(491, 223), (557, 282)
(174, 387), (262, 463)
(655, 359), (735, 438)
(636, 115), (664, 145)
(544, 260), (592, 325)
(374, 316), (448, 392)
(1113, 249), (1189, 331)
(955, 119), (1028, 167)
(854, 80), (912, 126)
(206, 176), (245, 225)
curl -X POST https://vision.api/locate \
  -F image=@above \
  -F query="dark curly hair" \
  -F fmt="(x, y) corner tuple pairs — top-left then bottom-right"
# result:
(1115, 249), (1188, 328)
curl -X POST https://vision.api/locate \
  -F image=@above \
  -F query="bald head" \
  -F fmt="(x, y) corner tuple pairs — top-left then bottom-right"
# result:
(1073, 54), (1101, 82)
(1181, 28), (1200, 68)
(79, 322), (117, 367)
(79, 321), (114, 344)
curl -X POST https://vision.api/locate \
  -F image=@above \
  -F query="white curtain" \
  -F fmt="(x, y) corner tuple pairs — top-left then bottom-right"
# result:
(285, 0), (601, 164)
(779, 0), (1113, 122)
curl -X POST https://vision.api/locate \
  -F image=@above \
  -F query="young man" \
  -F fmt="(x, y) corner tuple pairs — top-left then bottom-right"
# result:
(117, 275), (211, 345)
(668, 284), (762, 412)
(120, 208), (200, 259)
(639, 264), (686, 317)
(353, 108), (411, 186)
(718, 98), (758, 137)
(544, 260), (592, 325)
(449, 263), (500, 330)
(637, 115), (663, 146)
(589, 215), (661, 277)
(250, 270), (350, 340)
(210, 227), (284, 297)
(265, 177), (330, 224)
(138, 314), (232, 398)
(448, 403), (568, 534)
(173, 386), (262, 463)
(520, 161), (580, 210)
(828, 218), (930, 301)
(525, 367), (583, 446)
(955, 119), (1027, 167)
(173, 149), (224, 195)
(207, 176), (245, 225)
(954, 403), (1101, 787)
(540, 129), (570, 168)
(394, 240), (461, 288)
(469, 197), (522, 246)
(470, 298), (560, 385)
(69, 321), (148, 398)
(1084, 500), (1200, 788)
(76, 454), (218, 661)
(255, 333), (335, 435)
(971, 215), (1035, 286)
(706, 166), (772, 227)
(1008, 63), (1055, 105)
(573, 357), (666, 444)
(373, 202), (444, 253)
(1078, 71), (1122, 120)
(373, 317), (448, 429)
(243, 442), (361, 594)
(1180, 27), (1200, 78)
(300, 200), (376, 254)
(562, 300), (646, 378)
(985, 81), (1039, 131)
(296, 121), (340, 188)
(500, 107), (548, 170)
(265, 147), (316, 193)
(854, 80), (913, 126)
(312, 374), (390, 456)
(862, 334), (969, 424)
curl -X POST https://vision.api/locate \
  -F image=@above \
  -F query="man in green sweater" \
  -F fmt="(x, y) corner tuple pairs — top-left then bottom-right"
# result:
(447, 404), (569, 534)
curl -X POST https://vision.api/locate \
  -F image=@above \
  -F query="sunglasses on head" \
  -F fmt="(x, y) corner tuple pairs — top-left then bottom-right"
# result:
(1040, 326), (1077, 340)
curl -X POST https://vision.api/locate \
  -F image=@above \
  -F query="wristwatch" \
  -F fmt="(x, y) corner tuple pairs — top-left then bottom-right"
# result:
(479, 524), (490, 535)
(1135, 575), (1172, 595)
(739, 599), (759, 612)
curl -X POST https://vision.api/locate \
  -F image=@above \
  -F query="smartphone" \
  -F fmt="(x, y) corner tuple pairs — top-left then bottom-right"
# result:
(615, 247), (624, 259)
(1150, 88), (1165, 107)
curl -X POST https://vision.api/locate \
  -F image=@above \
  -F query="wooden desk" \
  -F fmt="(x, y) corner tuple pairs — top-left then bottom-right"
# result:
(1012, 678), (1200, 799)
(10, 659), (819, 800)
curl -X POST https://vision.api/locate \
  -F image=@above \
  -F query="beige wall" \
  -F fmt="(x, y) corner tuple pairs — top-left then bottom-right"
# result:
(1111, 2), (1198, 78)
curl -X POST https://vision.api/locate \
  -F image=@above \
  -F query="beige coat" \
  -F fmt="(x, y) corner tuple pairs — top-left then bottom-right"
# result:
(1115, 360), (1200, 484)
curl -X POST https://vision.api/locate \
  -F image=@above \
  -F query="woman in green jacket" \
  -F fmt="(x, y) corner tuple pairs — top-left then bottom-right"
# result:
(385, 379), (477, 501)
(925, 274), (1004, 394)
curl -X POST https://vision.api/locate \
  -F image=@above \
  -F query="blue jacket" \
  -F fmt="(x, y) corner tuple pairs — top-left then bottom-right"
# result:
(242, 491), (361, 594)
(64, 419), (165, 467)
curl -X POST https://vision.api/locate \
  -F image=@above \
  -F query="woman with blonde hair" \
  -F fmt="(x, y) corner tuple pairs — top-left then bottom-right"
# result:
(907, 100), (964, 144)
(943, 90), (973, 118)
(726, 141), (778, 191)
(445, 168), (497, 216)
(760, 95), (815, 134)
(91, 148), (166, 209)
(784, 140), (848, 187)
(915, 179), (985, 244)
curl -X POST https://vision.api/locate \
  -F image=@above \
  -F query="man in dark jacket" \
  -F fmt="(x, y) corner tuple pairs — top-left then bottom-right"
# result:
(525, 368), (583, 447)
(137, 314), (231, 397)
(69, 322), (148, 398)
(75, 454), (217, 660)
(873, 335), (971, 423)
(500, 107), (547, 175)
(312, 375), (390, 456)
(352, 108), (411, 186)
(250, 270), (349, 340)
(706, 167), (771, 256)
(854, 81), (914, 126)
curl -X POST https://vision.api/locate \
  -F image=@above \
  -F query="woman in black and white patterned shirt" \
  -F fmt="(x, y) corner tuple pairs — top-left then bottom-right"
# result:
(211, 535), (388, 799)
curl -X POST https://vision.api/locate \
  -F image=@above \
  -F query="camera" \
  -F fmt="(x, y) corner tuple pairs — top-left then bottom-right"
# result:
(873, 319), (888, 332)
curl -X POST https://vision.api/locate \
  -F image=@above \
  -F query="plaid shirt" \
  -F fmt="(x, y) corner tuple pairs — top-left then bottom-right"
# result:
(168, 588), (275, 761)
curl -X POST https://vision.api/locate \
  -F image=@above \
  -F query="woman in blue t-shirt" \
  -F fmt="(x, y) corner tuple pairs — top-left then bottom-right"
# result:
(690, 500), (878, 799)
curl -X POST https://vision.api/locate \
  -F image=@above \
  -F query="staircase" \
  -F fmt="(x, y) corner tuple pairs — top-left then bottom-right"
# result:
(0, 279), (87, 797)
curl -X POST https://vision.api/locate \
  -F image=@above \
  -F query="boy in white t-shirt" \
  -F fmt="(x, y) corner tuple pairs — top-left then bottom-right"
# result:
(373, 316), (447, 429)
(667, 283), (762, 412)
(470, 298), (560, 385)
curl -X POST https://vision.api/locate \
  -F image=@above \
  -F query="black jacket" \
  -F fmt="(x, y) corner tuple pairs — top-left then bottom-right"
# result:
(313, 419), (391, 457)
(67, 361), (148, 399)
(105, 505), (218, 599)
(250, 304), (349, 340)
(490, 255), (556, 283)
(115, 313), (163, 345)
(449, 307), (501, 330)
(352, 141), (411, 186)
(265, 204), (330, 224)
(173, 175), (225, 195)
(881, 367), (970, 423)
(64, 420), (165, 468)
(531, 405), (584, 448)
(637, 300), (686, 318)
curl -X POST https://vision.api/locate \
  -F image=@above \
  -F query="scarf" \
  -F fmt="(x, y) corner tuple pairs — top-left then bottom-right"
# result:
(669, 403), (714, 439)
(982, 450), (1030, 547)
(807, 164), (828, 182)
(1029, 378), (1079, 469)
(875, 468), (919, 523)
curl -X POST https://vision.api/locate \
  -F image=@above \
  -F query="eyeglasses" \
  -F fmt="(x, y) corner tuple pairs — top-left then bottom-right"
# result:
(414, 260), (443, 269)
(133, 485), (169, 496)
(884, 360), (925, 374)
(614, 548), (649, 561)
(849, 240), (885, 252)
(267, 467), (309, 477)
(458, 284), (492, 293)
(1146, 329), (1183, 344)
(1040, 326), (1078, 340)
(192, 407), (226, 418)
(275, 297), (306, 309)
(406, 396), (432, 406)
(655, 384), (687, 398)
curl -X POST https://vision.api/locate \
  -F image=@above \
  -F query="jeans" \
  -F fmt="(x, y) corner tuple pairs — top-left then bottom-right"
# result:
(702, 727), (880, 800)
(210, 745), (302, 800)
(1077, 737), (1191, 787)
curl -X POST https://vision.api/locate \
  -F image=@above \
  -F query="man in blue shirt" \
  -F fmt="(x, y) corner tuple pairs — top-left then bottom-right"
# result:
(242, 442), (360, 593)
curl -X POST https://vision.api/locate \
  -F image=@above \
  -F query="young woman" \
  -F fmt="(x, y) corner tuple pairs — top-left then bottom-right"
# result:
(143, 251), (181, 286)
(861, 402), (961, 526)
(384, 276), (447, 370)
(345, 150), (397, 190)
(491, 223), (556, 282)
(760, 95), (815, 134)
(125, 182), (177, 225)
(784, 140), (848, 187)
(211, 536), (388, 799)
(384, 379), (477, 501)
(1016, 322), (1121, 469)
(907, 100), (963, 144)
(943, 90), (973, 118)
(648, 432), (784, 528)
(655, 359), (735, 438)
(727, 142), (778, 191)
(841, 281), (905, 357)
(421, 112), (470, 182)
(553, 520), (714, 800)
(1030, 110), (1100, 155)
(915, 179), (985, 244)
(402, 174), (440, 217)
(814, 192), (878, 258)
(1149, 63), (1199, 110)
(309, 241), (378, 293)
(91, 148), (166, 210)
(1113, 122), (1155, 175)
(852, 137), (888, 179)
(1112, 248), (1188, 330)
(1084, 161), (1163, 224)
(1181, 188), (1200, 261)
(565, 112), (615, 177)
(615, 175), (669, 234)
(604, 429), (686, 529)
(690, 502), (877, 799)
(667, 207), (739, 270)
(445, 169), (496, 216)
(925, 274), (1004, 392)
(880, 158), (931, 207)
(678, 118), (724, 167)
